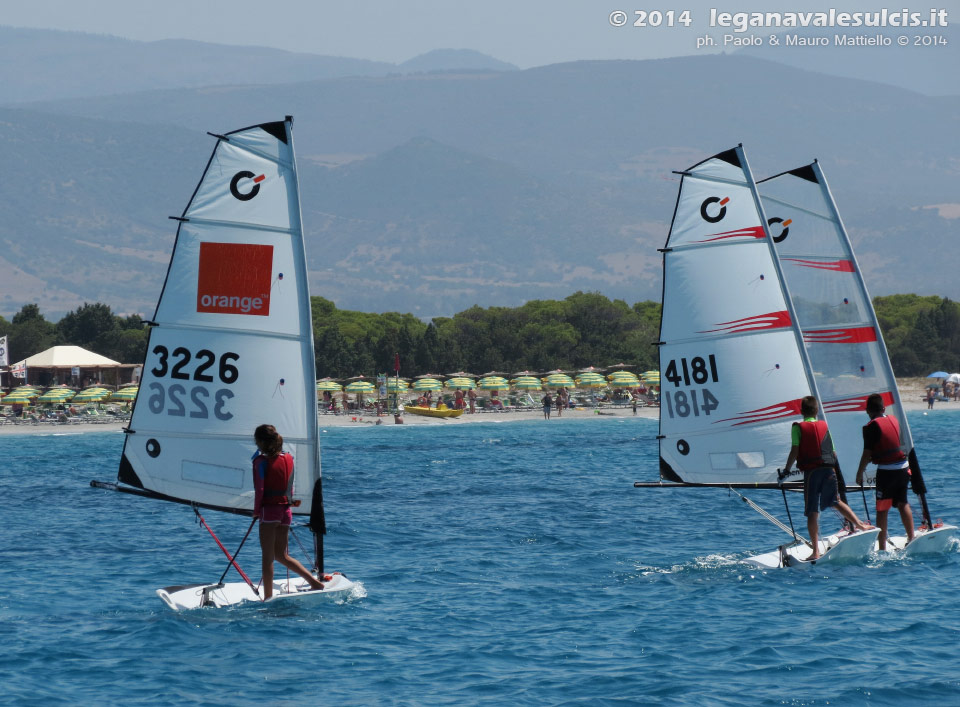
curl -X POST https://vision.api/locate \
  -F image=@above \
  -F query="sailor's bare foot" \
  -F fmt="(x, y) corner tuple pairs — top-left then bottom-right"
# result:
(804, 554), (820, 562)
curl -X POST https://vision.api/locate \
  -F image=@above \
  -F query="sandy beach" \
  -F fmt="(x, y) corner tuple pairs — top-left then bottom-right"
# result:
(1, 378), (953, 437)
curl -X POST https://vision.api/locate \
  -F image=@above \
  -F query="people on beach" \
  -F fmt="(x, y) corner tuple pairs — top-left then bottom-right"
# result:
(926, 388), (935, 409)
(542, 392), (552, 419)
(468, 388), (477, 414)
(252, 424), (325, 600)
(782, 396), (872, 561)
(855, 394), (915, 550)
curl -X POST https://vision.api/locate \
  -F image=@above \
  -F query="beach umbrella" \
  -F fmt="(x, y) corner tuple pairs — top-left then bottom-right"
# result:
(608, 372), (640, 383)
(110, 386), (139, 402)
(947, 373), (960, 384)
(72, 387), (111, 403)
(542, 368), (568, 376)
(344, 381), (376, 394)
(927, 371), (949, 378)
(576, 372), (607, 388)
(512, 377), (542, 390)
(445, 371), (476, 379)
(386, 379), (409, 392)
(445, 377), (476, 390)
(412, 378), (443, 391)
(479, 370), (509, 377)
(512, 370), (540, 377)
(316, 380), (343, 392)
(578, 366), (606, 374)
(607, 362), (635, 370)
(2, 390), (37, 404)
(37, 389), (76, 403)
(542, 374), (575, 388)
(477, 376), (510, 390)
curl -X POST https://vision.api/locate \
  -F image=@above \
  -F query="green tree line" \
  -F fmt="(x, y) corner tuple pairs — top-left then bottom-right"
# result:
(2, 294), (958, 378)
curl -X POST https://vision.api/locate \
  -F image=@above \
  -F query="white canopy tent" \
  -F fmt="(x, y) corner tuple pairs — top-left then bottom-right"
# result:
(7, 345), (133, 388)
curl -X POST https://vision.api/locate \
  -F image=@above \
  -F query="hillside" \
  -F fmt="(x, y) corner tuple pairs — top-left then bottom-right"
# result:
(1, 55), (957, 318)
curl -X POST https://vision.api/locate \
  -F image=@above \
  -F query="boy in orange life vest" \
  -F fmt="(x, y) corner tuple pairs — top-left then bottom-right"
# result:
(782, 396), (872, 561)
(253, 424), (326, 599)
(855, 393), (915, 550)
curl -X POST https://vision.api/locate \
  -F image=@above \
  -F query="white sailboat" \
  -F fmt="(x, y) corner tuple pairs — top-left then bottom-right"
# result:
(756, 160), (956, 559)
(634, 145), (881, 567)
(92, 117), (355, 608)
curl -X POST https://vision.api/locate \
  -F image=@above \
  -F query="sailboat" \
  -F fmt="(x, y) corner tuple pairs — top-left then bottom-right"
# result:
(755, 159), (956, 560)
(633, 145), (889, 567)
(92, 117), (355, 608)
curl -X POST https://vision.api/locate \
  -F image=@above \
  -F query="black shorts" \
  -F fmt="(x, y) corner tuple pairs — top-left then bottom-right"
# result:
(876, 468), (910, 511)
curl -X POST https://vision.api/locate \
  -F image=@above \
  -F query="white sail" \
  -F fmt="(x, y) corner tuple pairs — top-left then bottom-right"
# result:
(118, 118), (320, 514)
(758, 162), (914, 483)
(658, 146), (813, 484)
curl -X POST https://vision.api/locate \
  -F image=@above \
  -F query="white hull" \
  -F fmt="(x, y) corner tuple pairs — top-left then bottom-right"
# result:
(157, 572), (355, 610)
(743, 528), (881, 569)
(879, 524), (958, 554)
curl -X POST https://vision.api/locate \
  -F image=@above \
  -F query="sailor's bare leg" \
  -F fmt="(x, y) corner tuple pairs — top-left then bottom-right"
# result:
(806, 512), (821, 561)
(273, 525), (324, 591)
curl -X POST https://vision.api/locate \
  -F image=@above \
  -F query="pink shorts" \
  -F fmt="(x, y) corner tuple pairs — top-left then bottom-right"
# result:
(259, 505), (292, 526)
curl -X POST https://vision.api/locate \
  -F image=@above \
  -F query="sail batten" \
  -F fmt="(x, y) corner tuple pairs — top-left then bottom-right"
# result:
(117, 117), (320, 514)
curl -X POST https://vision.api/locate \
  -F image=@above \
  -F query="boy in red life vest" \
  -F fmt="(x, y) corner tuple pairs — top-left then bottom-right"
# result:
(782, 396), (872, 560)
(253, 424), (326, 599)
(855, 393), (915, 550)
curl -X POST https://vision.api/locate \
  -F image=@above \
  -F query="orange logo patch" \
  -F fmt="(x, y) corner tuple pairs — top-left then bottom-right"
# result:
(197, 242), (273, 316)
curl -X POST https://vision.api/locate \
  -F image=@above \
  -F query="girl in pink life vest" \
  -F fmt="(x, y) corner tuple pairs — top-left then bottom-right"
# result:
(253, 424), (326, 599)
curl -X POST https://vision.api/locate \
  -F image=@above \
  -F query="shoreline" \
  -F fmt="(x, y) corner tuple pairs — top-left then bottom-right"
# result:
(1, 381), (956, 436)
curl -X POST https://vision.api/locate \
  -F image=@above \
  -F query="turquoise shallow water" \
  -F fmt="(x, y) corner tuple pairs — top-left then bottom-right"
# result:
(1, 410), (958, 705)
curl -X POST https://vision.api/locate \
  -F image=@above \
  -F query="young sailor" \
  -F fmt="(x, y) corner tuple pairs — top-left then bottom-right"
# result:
(782, 396), (872, 560)
(253, 424), (326, 599)
(855, 393), (915, 550)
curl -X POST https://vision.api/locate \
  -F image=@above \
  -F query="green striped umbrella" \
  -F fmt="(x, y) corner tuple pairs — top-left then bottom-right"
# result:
(344, 381), (376, 394)
(72, 387), (112, 403)
(608, 372), (640, 383)
(542, 374), (575, 388)
(445, 377), (476, 390)
(316, 380), (343, 392)
(386, 379), (409, 392)
(575, 372), (608, 388)
(38, 389), (76, 403)
(477, 376), (510, 390)
(512, 376), (542, 390)
(110, 386), (139, 402)
(412, 378), (443, 391)
(3, 389), (39, 403)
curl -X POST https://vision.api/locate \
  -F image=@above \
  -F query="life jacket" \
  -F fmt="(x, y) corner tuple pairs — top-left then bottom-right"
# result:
(795, 420), (837, 471)
(866, 415), (907, 465)
(258, 452), (294, 506)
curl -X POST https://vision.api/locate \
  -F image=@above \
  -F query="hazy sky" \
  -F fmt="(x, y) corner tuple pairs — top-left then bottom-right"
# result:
(3, 0), (892, 67)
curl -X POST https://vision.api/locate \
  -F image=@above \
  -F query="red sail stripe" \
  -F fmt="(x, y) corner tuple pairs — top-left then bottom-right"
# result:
(802, 326), (877, 344)
(782, 258), (855, 272)
(694, 225), (766, 243)
(698, 310), (791, 334)
(715, 398), (803, 427)
(822, 391), (896, 413)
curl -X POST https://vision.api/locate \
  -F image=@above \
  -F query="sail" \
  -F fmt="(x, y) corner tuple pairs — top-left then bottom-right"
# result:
(758, 161), (912, 479)
(658, 146), (813, 484)
(117, 117), (320, 514)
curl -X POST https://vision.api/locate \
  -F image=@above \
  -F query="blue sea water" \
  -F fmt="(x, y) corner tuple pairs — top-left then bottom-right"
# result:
(1, 410), (959, 705)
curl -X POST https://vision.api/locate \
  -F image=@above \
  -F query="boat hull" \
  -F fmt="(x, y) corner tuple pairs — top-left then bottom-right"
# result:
(880, 524), (958, 554)
(743, 528), (881, 569)
(404, 406), (463, 418)
(156, 572), (355, 610)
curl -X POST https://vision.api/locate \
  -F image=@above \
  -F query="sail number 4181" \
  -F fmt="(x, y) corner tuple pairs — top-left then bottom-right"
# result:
(663, 355), (719, 419)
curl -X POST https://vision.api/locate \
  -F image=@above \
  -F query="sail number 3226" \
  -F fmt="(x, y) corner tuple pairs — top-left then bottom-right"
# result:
(147, 345), (239, 420)
(663, 355), (719, 419)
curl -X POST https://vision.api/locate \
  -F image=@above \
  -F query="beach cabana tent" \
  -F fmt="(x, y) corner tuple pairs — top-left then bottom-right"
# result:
(8, 346), (128, 387)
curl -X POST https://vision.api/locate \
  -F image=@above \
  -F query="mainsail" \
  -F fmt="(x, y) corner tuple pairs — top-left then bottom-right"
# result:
(657, 146), (816, 485)
(116, 117), (320, 515)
